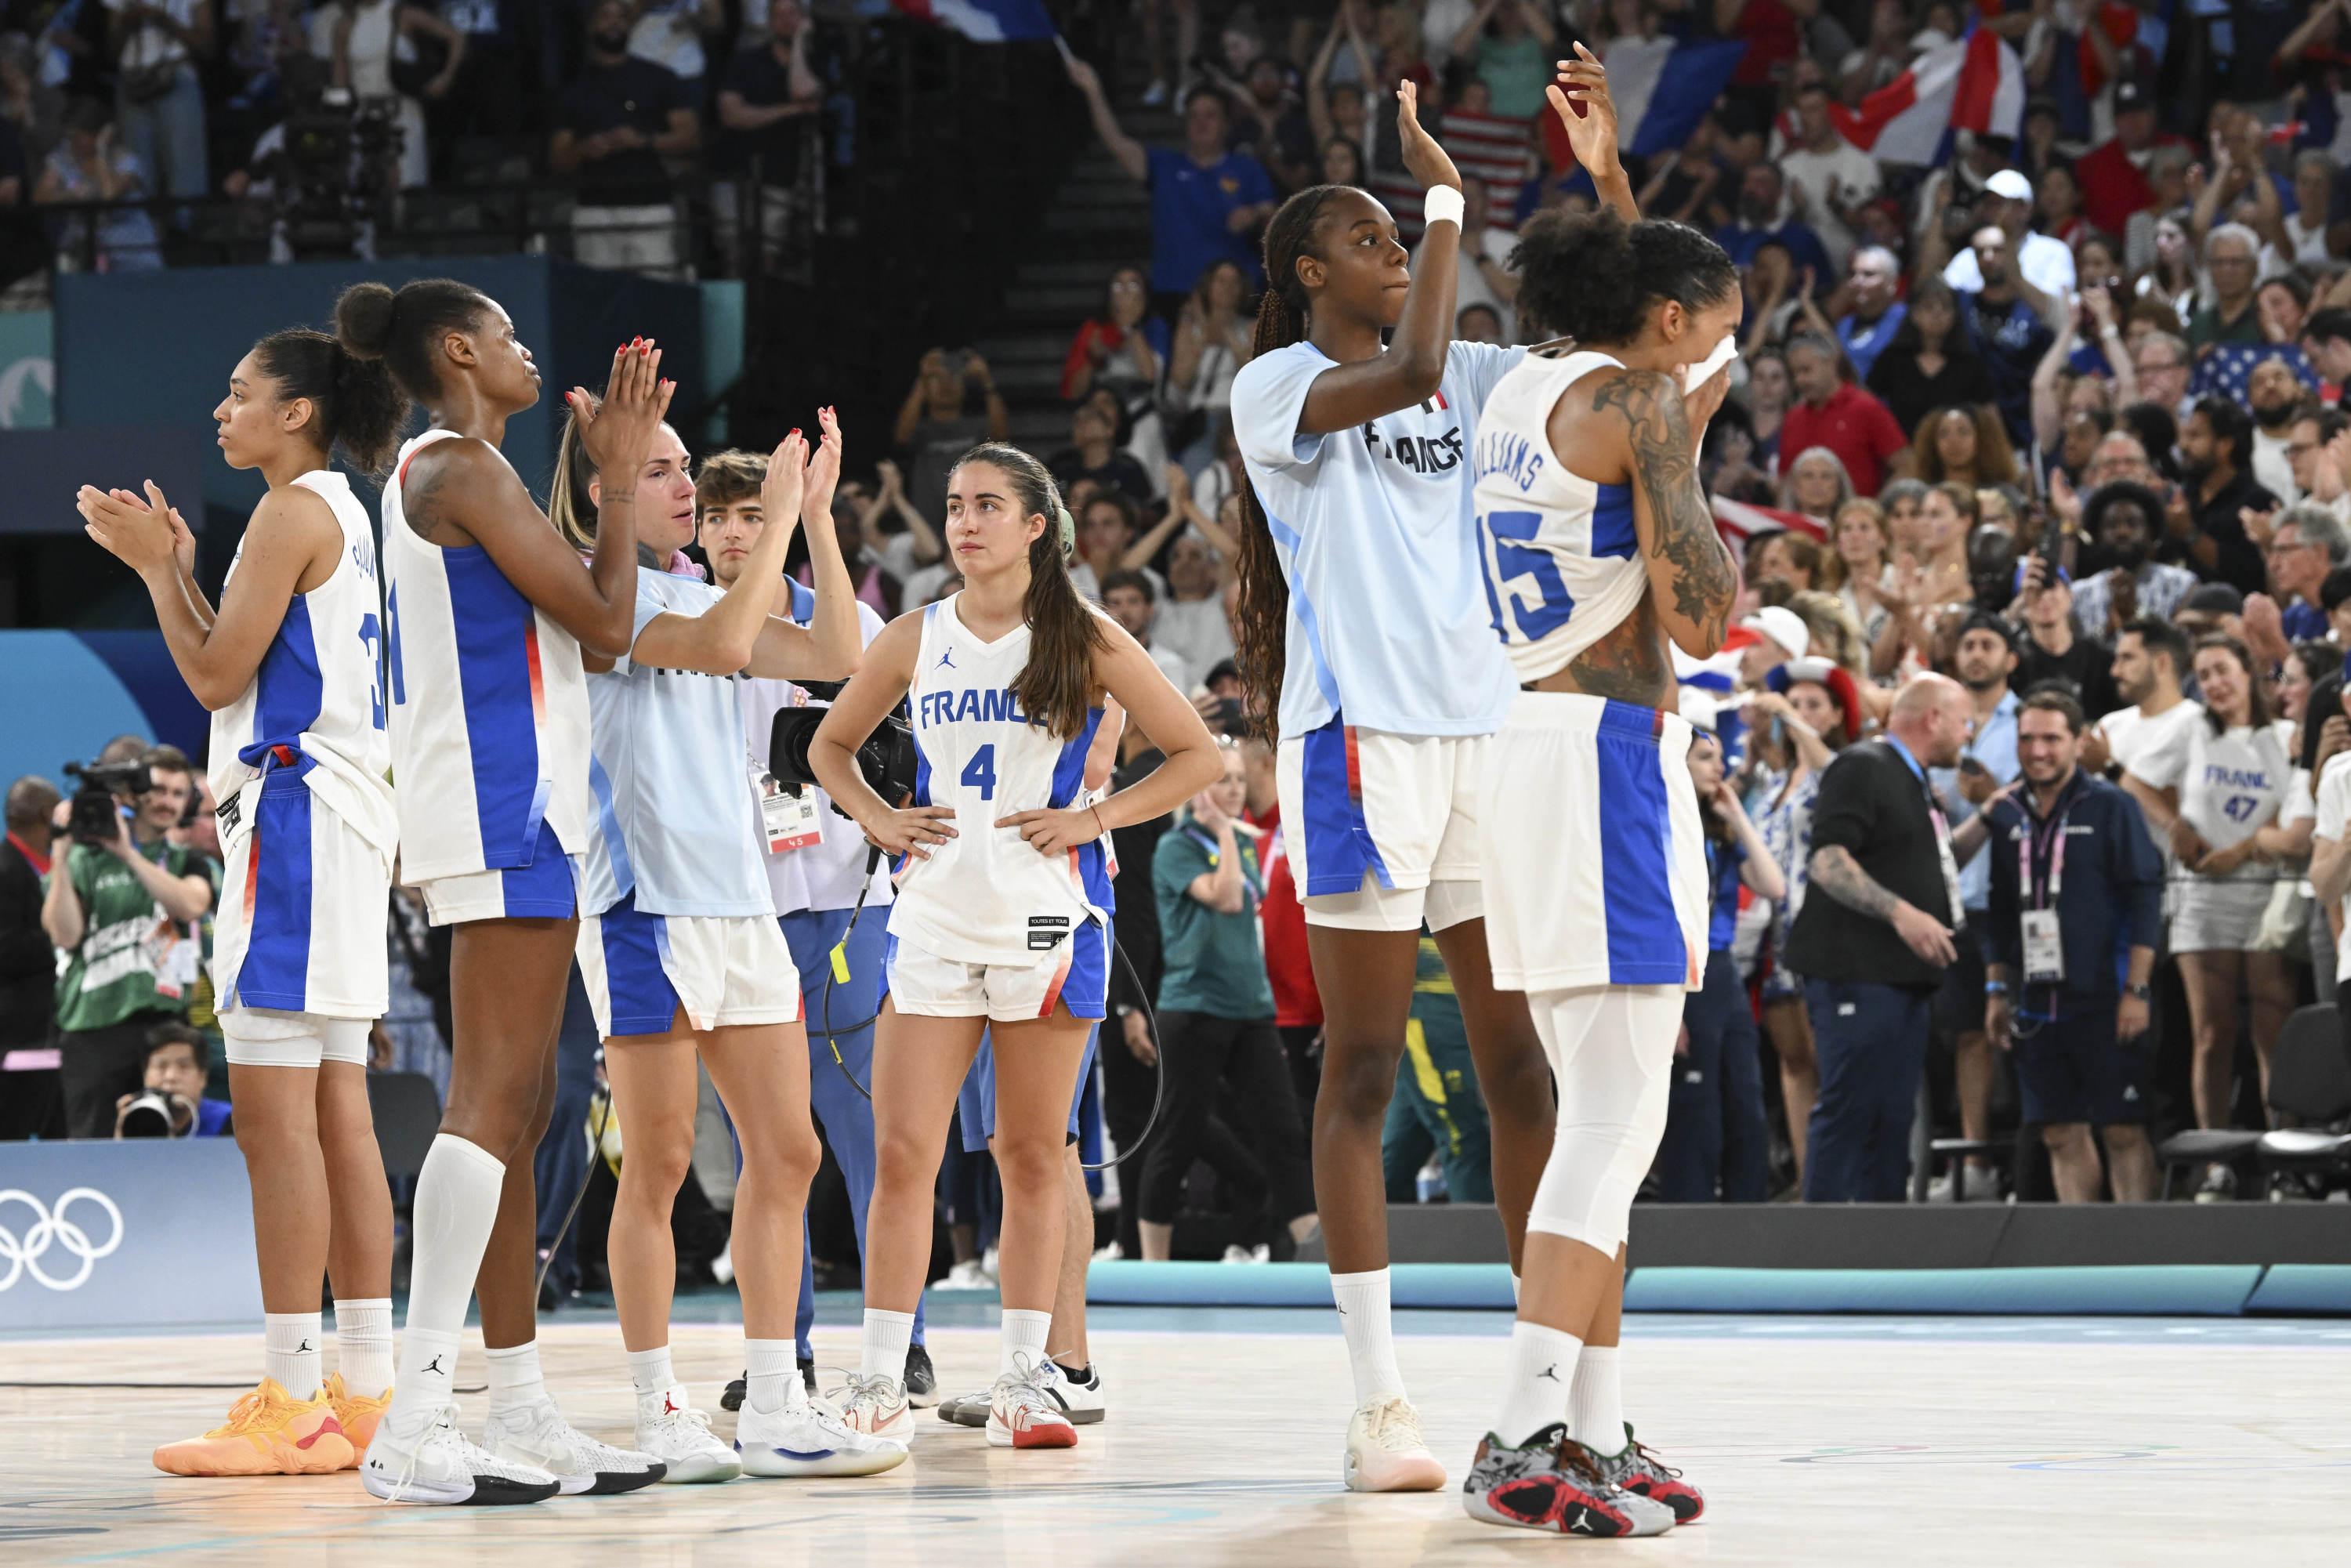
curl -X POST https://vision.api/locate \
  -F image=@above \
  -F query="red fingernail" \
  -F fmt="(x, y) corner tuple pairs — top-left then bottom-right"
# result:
(791, 428), (802, 437)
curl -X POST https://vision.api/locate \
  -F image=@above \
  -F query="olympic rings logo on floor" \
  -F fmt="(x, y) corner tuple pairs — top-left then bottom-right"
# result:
(0, 1188), (125, 1291)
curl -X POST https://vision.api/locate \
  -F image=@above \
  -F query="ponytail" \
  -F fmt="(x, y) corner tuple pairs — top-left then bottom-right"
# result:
(1234, 183), (1342, 744)
(249, 326), (412, 477)
(547, 391), (601, 553)
(952, 442), (1104, 741)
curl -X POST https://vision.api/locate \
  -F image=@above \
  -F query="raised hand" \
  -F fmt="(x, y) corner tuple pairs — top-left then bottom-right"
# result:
(572, 338), (670, 478)
(75, 480), (179, 575)
(1545, 43), (1621, 176)
(760, 427), (809, 534)
(1063, 54), (1101, 96)
(802, 406), (843, 527)
(1396, 79), (1462, 193)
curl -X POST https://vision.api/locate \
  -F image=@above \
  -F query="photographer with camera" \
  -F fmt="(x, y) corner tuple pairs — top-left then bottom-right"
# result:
(41, 744), (214, 1139)
(114, 1021), (230, 1139)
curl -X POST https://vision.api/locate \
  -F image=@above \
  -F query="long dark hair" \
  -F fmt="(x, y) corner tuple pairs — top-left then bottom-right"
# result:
(2193, 633), (2271, 735)
(950, 443), (1104, 741)
(1510, 208), (1737, 346)
(333, 277), (492, 407)
(1234, 183), (1346, 742)
(249, 327), (411, 476)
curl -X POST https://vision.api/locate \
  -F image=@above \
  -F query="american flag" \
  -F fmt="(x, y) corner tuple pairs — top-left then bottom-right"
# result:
(2189, 342), (2318, 405)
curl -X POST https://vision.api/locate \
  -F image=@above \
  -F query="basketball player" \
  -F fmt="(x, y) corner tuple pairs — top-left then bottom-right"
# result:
(1457, 206), (1741, 1535)
(808, 444), (1219, 1449)
(338, 282), (670, 1504)
(1224, 74), (1589, 1488)
(697, 449), (936, 1410)
(77, 328), (410, 1477)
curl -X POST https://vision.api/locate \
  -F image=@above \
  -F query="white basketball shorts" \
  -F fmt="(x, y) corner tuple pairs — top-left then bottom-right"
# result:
(214, 772), (389, 1020)
(1275, 715), (1487, 932)
(577, 894), (804, 1038)
(414, 820), (581, 928)
(886, 920), (1110, 1023)
(1478, 691), (1708, 994)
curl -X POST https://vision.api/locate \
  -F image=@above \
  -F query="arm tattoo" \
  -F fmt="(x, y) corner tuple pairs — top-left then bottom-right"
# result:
(401, 450), (455, 544)
(1807, 844), (1904, 922)
(1565, 593), (1671, 704)
(1592, 371), (1738, 649)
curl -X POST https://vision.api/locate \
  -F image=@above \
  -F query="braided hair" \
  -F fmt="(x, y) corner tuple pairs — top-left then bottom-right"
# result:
(1233, 183), (1346, 743)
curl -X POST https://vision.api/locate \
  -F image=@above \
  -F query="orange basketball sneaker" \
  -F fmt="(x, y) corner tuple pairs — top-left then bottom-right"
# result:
(324, 1373), (391, 1468)
(153, 1379), (355, 1476)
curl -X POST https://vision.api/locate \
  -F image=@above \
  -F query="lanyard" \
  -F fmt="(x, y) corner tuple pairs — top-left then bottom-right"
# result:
(2019, 803), (2071, 911)
(1922, 795), (1963, 925)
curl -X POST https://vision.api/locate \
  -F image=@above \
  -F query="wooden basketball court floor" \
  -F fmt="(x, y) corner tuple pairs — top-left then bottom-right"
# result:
(7, 1302), (2349, 1566)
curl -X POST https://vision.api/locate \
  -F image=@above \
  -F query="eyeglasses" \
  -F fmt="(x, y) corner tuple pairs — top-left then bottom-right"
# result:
(2133, 358), (2182, 374)
(2267, 538), (2317, 556)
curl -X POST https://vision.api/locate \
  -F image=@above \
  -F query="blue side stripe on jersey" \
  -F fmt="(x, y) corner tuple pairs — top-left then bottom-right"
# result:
(1262, 508), (1342, 715)
(241, 593), (324, 777)
(1592, 483), (1639, 559)
(1297, 713), (1392, 895)
(1048, 707), (1105, 809)
(444, 547), (545, 868)
(597, 894), (683, 1035)
(1595, 699), (1687, 985)
(588, 753), (636, 903)
(234, 776), (315, 1009)
(1061, 918), (1110, 1019)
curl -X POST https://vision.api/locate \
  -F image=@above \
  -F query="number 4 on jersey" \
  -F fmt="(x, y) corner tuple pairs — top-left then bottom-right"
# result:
(962, 744), (997, 801)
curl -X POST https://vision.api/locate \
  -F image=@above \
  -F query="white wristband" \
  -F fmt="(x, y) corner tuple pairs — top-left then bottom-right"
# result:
(1423, 186), (1465, 231)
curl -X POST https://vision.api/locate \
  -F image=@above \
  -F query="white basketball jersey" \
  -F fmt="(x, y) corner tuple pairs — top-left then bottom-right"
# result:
(208, 469), (397, 853)
(1470, 351), (1649, 683)
(887, 596), (1111, 966)
(380, 428), (591, 882)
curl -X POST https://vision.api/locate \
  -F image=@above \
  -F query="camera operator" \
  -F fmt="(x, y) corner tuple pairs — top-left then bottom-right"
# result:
(42, 744), (216, 1139)
(0, 775), (63, 1140)
(114, 1021), (230, 1139)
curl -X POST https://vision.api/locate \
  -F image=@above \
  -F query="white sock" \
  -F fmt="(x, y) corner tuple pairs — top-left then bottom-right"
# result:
(389, 1134), (504, 1425)
(485, 1341), (547, 1416)
(1492, 1321), (1581, 1447)
(264, 1312), (323, 1398)
(332, 1298), (395, 1395)
(626, 1345), (676, 1402)
(1000, 1308), (1052, 1379)
(745, 1338), (804, 1414)
(1511, 1273), (1522, 1305)
(859, 1309), (915, 1384)
(1331, 1268), (1407, 1407)
(1570, 1345), (1626, 1455)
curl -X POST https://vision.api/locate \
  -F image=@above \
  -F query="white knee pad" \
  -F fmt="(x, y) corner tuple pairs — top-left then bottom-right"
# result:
(221, 1008), (371, 1068)
(1523, 984), (1683, 1256)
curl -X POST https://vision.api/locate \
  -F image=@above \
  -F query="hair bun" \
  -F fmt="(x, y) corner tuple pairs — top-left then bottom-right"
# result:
(333, 281), (397, 361)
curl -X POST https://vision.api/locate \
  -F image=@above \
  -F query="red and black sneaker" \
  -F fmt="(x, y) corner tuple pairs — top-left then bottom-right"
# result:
(1461, 1424), (1677, 1537)
(1593, 1423), (1705, 1523)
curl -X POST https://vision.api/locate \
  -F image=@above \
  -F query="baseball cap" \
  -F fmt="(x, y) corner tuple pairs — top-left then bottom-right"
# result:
(1984, 168), (2033, 203)
(2113, 77), (2150, 114)
(1741, 605), (1810, 663)
(2182, 583), (2245, 616)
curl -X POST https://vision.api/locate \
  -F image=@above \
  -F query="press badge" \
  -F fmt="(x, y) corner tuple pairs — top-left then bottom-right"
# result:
(755, 769), (822, 854)
(2020, 910), (2065, 985)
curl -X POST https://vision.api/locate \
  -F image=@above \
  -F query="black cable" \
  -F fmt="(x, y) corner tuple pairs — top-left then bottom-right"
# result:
(533, 1083), (613, 1302)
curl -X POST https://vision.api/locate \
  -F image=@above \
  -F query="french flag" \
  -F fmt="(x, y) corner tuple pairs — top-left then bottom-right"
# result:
(1829, 5), (2024, 167)
(892, 0), (1057, 43)
(1539, 38), (1744, 176)
(1712, 494), (1821, 556)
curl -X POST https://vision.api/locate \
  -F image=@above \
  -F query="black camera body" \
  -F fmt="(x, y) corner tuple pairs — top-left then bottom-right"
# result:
(61, 760), (148, 847)
(769, 706), (918, 817)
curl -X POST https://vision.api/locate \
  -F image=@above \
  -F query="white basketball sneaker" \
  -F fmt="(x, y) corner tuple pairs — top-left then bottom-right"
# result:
(360, 1403), (560, 1506)
(737, 1399), (910, 1478)
(1342, 1397), (1447, 1492)
(830, 1372), (914, 1439)
(483, 1397), (667, 1496)
(986, 1356), (1078, 1450)
(632, 1385), (741, 1483)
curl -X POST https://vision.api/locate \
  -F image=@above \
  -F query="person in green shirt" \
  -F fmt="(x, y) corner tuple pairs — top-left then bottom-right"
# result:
(1141, 741), (1319, 1261)
(1382, 935), (1494, 1203)
(42, 745), (215, 1137)
(1447, 0), (1556, 120)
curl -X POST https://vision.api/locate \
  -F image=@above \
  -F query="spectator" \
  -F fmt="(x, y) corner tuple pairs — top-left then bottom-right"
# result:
(1905, 480), (1978, 610)
(35, 97), (161, 270)
(853, 458), (950, 609)
(1152, 467), (1241, 674)
(1447, 0), (1552, 118)
(1738, 603), (1811, 693)
(1982, 690), (2163, 1203)
(1456, 302), (1505, 344)
(1743, 346), (1791, 472)
(1165, 259), (1255, 466)
(2255, 275), (2312, 359)
(1820, 497), (1895, 662)
(1227, 54), (1313, 193)
(895, 347), (1009, 524)
(628, 0), (726, 106)
(1787, 675), (1973, 1204)
(1140, 741), (1317, 1261)
(2263, 505), (2350, 646)
(1836, 244), (1906, 383)
(1941, 169), (2075, 299)
(548, 0), (698, 277)
(2246, 357), (2308, 502)
(2135, 215), (2200, 328)
(712, 0), (823, 277)
(423, 0), (527, 166)
(2123, 635), (2297, 1202)
(1954, 225), (2057, 447)
(1657, 727), (1781, 1203)
(1715, 161), (1832, 281)
(2289, 409), (2348, 520)
(1782, 444), (1853, 530)
(2178, 397), (2279, 597)
(1750, 530), (1821, 592)
(1777, 82), (1878, 270)
(1779, 333), (1907, 498)
(1066, 56), (1276, 317)
(1866, 278), (1997, 440)
(1049, 397), (1154, 514)
(0, 776), (61, 1140)
(2128, 328), (2192, 419)
(2185, 223), (2266, 354)
(1449, 177), (1521, 339)
(330, 0), (459, 191)
(2094, 615), (2201, 792)
(1100, 568), (1190, 689)
(1909, 404), (2020, 491)
(2070, 480), (2199, 637)
(2013, 564), (2121, 720)
(41, 745), (214, 1139)
(113, 1020), (229, 1137)
(1062, 266), (1166, 406)
(2074, 75), (2184, 241)
(1975, 483), (2025, 542)
(2304, 308), (2351, 389)
(107, 0), (209, 203)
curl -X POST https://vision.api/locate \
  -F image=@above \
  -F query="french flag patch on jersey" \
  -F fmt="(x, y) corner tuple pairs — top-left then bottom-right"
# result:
(1420, 389), (1449, 414)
